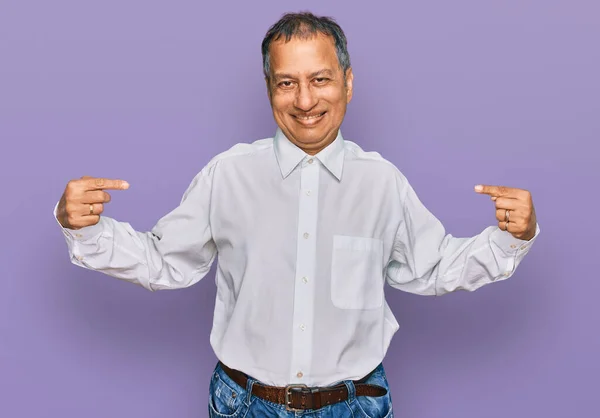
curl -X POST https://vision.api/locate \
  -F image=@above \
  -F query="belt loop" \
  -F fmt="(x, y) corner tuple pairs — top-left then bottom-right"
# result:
(245, 375), (255, 406)
(343, 380), (356, 404)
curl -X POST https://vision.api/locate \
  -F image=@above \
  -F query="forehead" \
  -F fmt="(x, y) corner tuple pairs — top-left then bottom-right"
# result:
(269, 33), (339, 75)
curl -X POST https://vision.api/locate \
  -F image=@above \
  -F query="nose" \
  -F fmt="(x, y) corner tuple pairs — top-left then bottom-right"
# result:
(294, 83), (318, 112)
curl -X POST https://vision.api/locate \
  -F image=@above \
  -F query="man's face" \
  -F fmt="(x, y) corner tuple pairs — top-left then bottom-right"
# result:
(266, 33), (353, 155)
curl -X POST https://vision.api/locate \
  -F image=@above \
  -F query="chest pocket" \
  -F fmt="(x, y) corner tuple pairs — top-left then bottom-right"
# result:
(331, 235), (385, 310)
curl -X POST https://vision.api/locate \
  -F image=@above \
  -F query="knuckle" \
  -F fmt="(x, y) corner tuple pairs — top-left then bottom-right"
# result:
(95, 178), (105, 188)
(65, 202), (76, 214)
(63, 187), (72, 200)
(518, 189), (530, 201)
(65, 181), (77, 196)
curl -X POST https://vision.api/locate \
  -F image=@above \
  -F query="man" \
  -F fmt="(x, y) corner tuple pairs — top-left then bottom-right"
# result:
(54, 12), (539, 418)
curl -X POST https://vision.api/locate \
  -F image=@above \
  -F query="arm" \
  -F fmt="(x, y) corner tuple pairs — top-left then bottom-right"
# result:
(385, 173), (540, 296)
(54, 166), (217, 291)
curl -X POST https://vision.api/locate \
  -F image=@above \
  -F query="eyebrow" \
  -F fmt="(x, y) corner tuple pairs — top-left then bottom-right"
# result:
(273, 69), (335, 81)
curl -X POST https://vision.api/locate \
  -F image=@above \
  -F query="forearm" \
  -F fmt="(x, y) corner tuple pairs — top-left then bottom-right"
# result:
(54, 203), (216, 291)
(387, 223), (540, 295)
(435, 223), (538, 294)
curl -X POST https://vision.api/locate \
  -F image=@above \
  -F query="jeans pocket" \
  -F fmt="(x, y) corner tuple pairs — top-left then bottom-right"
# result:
(355, 392), (393, 418)
(208, 371), (247, 417)
(355, 369), (394, 418)
(331, 235), (384, 310)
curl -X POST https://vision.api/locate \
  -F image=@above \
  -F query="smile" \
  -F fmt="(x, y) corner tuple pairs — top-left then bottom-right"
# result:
(293, 111), (326, 126)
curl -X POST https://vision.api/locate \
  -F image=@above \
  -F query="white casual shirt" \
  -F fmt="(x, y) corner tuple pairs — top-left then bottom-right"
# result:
(54, 128), (540, 387)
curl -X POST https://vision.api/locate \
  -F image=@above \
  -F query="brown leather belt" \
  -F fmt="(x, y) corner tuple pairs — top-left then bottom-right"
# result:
(219, 362), (387, 411)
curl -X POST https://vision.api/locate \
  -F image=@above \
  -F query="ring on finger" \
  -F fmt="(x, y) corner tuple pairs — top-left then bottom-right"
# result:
(90, 204), (94, 215)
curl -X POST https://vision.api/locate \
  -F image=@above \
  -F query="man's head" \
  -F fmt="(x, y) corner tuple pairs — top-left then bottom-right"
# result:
(262, 12), (354, 155)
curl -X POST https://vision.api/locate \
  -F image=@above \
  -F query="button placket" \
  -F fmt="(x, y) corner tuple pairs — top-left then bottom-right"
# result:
(288, 157), (319, 384)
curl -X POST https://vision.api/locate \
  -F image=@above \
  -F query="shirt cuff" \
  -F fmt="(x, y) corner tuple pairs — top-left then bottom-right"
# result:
(491, 222), (540, 255)
(53, 201), (105, 241)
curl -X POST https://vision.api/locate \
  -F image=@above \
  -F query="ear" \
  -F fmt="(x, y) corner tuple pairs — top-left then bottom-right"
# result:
(345, 68), (354, 104)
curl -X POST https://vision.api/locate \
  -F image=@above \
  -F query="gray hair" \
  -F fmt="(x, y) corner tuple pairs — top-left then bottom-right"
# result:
(261, 11), (351, 80)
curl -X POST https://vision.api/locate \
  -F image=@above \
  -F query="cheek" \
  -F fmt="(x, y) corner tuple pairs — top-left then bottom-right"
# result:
(323, 88), (347, 109)
(271, 95), (293, 114)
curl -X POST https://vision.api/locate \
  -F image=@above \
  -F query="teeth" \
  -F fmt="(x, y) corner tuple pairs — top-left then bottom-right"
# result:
(297, 113), (324, 120)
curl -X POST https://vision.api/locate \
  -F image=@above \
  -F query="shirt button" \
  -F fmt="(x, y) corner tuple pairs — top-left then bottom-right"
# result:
(300, 324), (306, 331)
(307, 159), (314, 164)
(510, 244), (516, 249)
(303, 233), (309, 239)
(306, 190), (311, 196)
(76, 256), (83, 261)
(75, 233), (82, 238)
(297, 372), (303, 378)
(302, 277), (308, 284)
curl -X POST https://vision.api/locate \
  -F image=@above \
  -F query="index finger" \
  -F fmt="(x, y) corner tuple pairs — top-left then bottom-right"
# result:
(474, 184), (516, 198)
(82, 177), (129, 191)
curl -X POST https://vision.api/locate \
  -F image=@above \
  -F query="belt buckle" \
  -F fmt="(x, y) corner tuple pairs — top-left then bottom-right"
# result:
(285, 384), (309, 412)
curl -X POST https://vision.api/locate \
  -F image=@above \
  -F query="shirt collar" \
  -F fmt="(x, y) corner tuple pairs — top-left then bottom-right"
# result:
(273, 128), (345, 181)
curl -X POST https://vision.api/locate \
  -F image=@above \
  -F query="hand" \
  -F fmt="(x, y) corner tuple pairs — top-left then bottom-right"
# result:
(474, 184), (537, 241)
(57, 176), (129, 230)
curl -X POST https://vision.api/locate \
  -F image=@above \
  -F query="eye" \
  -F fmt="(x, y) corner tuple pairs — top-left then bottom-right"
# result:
(278, 81), (294, 88)
(314, 77), (329, 84)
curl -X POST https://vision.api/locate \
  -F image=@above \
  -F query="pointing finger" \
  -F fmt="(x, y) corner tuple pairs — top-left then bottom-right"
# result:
(82, 177), (129, 191)
(474, 184), (516, 198)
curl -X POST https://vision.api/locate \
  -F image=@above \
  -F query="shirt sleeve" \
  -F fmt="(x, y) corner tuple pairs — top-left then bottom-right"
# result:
(385, 172), (540, 296)
(54, 165), (218, 291)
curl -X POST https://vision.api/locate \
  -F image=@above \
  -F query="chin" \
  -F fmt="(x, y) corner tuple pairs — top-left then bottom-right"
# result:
(294, 131), (328, 145)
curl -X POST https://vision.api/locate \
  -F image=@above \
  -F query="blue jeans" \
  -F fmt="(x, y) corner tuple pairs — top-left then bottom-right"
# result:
(208, 362), (394, 417)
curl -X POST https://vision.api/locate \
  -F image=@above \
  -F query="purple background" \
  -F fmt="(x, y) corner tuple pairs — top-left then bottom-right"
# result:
(1, 1), (598, 417)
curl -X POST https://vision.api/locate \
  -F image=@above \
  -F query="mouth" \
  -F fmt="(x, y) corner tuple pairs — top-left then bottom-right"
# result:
(293, 111), (327, 126)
